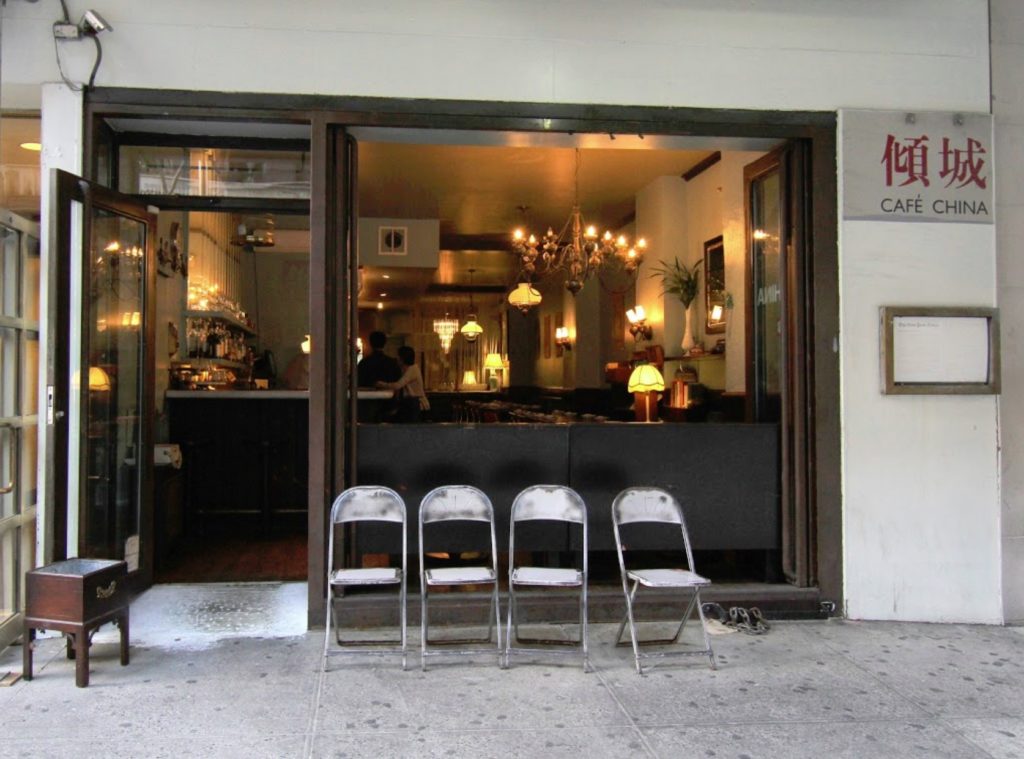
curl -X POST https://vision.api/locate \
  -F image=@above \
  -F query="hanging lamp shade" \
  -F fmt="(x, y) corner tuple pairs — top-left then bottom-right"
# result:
(88, 366), (112, 391)
(627, 363), (665, 393)
(460, 315), (483, 342)
(508, 282), (542, 313)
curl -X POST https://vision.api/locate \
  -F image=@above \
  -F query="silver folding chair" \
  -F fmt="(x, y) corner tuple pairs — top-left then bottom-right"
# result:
(612, 487), (717, 674)
(419, 485), (502, 670)
(323, 486), (407, 670)
(505, 485), (589, 671)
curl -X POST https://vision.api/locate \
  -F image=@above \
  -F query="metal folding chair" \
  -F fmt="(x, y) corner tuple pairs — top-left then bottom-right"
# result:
(504, 485), (589, 671)
(418, 485), (502, 670)
(323, 486), (407, 670)
(612, 487), (717, 674)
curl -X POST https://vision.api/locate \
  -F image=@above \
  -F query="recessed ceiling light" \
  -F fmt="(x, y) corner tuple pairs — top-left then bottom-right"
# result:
(379, 293), (387, 297)
(20, 142), (42, 152)
(382, 274), (391, 279)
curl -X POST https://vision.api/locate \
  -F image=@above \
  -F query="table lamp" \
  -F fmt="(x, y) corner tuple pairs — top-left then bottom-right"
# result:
(628, 362), (665, 423)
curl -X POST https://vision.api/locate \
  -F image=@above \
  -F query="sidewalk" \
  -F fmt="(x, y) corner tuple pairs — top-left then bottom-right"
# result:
(1, 582), (1022, 758)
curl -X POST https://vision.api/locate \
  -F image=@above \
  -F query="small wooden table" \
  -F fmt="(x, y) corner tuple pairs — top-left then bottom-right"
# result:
(23, 558), (130, 688)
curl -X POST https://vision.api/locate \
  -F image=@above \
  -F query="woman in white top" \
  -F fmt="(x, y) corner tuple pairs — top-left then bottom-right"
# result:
(378, 346), (430, 422)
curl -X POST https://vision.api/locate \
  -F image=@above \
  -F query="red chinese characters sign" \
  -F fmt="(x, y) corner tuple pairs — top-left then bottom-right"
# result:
(843, 110), (993, 224)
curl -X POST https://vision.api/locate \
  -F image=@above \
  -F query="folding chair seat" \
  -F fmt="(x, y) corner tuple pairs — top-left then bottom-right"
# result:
(323, 486), (407, 670)
(612, 487), (716, 674)
(419, 485), (502, 670)
(505, 485), (589, 671)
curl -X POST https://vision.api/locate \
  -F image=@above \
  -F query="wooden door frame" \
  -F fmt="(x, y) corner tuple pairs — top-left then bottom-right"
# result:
(83, 90), (842, 623)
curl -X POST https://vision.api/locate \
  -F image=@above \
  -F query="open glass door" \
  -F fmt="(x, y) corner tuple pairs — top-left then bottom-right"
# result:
(745, 144), (815, 587)
(48, 170), (157, 590)
(0, 211), (40, 652)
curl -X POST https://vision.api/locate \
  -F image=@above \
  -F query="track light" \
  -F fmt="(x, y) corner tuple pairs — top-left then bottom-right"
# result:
(80, 10), (112, 35)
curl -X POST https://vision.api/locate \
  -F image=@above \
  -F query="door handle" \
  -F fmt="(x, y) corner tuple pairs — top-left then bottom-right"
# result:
(0, 423), (14, 495)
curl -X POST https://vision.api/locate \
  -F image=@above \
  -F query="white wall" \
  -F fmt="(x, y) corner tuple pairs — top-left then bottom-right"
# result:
(839, 216), (1001, 622)
(992, 0), (1024, 623)
(0, 1), (991, 113)
(6, 1), (1004, 621)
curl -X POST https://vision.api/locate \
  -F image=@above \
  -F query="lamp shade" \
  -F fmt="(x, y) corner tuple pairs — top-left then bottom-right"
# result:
(462, 370), (478, 386)
(627, 363), (665, 393)
(483, 353), (504, 370)
(507, 282), (542, 313)
(460, 316), (483, 342)
(88, 366), (112, 391)
(301, 334), (311, 354)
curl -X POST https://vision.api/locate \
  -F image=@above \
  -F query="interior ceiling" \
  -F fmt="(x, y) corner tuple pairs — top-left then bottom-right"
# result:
(98, 118), (780, 310)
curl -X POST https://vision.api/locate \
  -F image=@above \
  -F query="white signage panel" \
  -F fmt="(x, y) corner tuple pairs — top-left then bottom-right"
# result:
(843, 110), (993, 224)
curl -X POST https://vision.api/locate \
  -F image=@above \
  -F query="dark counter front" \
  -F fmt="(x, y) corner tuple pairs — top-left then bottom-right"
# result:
(166, 392), (309, 535)
(356, 422), (779, 554)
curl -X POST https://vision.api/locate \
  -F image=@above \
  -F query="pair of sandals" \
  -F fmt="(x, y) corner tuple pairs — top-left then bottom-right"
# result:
(701, 603), (771, 635)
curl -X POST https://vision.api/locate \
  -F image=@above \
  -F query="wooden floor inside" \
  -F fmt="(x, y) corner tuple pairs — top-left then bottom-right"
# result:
(156, 533), (308, 583)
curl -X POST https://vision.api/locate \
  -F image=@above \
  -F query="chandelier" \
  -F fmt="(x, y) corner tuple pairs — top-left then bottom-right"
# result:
(433, 315), (459, 353)
(510, 148), (648, 300)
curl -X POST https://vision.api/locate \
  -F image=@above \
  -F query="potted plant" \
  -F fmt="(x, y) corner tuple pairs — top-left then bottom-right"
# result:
(650, 257), (702, 351)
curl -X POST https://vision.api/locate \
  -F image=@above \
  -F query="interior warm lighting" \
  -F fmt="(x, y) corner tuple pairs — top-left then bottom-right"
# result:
(376, 302), (384, 310)
(753, 229), (769, 241)
(507, 282), (543, 314)
(301, 334), (311, 354)
(626, 305), (653, 342)
(104, 241), (120, 252)
(433, 315), (459, 353)
(555, 326), (572, 352)
(510, 148), (648, 295)
(88, 366), (111, 391)
(628, 363), (665, 423)
(19, 142), (42, 152)
(462, 370), (478, 386)
(483, 353), (504, 370)
(460, 316), (483, 342)
(710, 304), (724, 322)
(460, 268), (484, 342)
(382, 274), (391, 279)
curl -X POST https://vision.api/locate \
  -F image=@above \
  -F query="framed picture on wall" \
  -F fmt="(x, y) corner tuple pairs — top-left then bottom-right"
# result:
(378, 226), (408, 255)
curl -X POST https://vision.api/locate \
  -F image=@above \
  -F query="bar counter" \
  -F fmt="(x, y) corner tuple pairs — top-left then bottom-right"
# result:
(166, 389), (310, 400)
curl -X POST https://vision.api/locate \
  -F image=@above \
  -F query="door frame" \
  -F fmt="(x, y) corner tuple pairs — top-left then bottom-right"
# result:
(0, 210), (41, 651)
(47, 169), (158, 590)
(81, 90), (842, 625)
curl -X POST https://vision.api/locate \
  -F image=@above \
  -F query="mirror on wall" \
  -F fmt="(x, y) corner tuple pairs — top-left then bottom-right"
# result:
(704, 235), (725, 334)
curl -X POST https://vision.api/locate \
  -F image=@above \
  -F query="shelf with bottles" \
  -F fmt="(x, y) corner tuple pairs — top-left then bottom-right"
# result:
(184, 315), (255, 364)
(184, 310), (256, 337)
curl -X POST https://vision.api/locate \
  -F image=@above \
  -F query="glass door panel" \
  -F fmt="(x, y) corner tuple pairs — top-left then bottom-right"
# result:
(750, 165), (783, 422)
(82, 210), (147, 566)
(0, 211), (40, 651)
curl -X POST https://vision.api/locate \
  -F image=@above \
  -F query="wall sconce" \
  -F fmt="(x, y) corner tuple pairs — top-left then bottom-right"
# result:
(555, 326), (572, 354)
(626, 305), (653, 342)
(628, 362), (665, 423)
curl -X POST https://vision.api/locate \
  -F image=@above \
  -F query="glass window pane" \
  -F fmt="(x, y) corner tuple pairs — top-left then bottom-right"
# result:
(752, 169), (782, 421)
(119, 146), (310, 199)
(84, 209), (146, 559)
(0, 225), (16, 318)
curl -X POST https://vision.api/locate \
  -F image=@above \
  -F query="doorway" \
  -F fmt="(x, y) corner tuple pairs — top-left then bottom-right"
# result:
(75, 93), (839, 626)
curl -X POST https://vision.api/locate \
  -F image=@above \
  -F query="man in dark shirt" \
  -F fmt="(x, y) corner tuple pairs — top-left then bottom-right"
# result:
(357, 330), (401, 387)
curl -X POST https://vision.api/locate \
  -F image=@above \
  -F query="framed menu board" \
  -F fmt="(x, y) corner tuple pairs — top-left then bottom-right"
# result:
(880, 306), (1000, 395)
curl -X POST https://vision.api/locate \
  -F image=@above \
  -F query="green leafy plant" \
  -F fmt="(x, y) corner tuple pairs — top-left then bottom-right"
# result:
(650, 257), (702, 309)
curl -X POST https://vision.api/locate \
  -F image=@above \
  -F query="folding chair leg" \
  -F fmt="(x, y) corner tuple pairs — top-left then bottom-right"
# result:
(400, 578), (408, 672)
(492, 583), (503, 666)
(503, 584), (515, 668)
(580, 586), (589, 672)
(322, 588), (333, 666)
(694, 590), (717, 670)
(670, 593), (700, 644)
(622, 579), (643, 675)
(420, 586), (429, 672)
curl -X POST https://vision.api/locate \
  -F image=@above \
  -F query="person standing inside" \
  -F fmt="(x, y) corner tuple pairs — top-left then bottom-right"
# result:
(378, 346), (430, 423)
(357, 330), (401, 387)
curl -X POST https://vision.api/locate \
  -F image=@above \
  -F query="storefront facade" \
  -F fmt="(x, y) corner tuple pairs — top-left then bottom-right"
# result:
(0, 0), (1015, 628)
